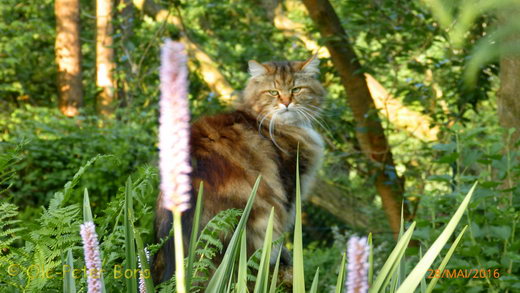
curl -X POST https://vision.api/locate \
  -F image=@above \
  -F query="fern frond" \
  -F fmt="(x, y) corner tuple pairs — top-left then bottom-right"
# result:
(49, 154), (111, 209)
(0, 202), (25, 254)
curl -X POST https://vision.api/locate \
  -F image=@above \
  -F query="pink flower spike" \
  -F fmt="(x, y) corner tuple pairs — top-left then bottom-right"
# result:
(159, 39), (192, 214)
(345, 236), (369, 293)
(80, 221), (103, 293)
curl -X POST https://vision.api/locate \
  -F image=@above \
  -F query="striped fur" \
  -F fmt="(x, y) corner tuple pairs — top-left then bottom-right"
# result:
(152, 57), (325, 284)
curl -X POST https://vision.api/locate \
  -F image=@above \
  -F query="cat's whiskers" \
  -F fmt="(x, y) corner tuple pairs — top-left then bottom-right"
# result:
(268, 110), (288, 153)
(294, 106), (330, 133)
(306, 104), (323, 113)
(294, 108), (313, 127)
(257, 109), (279, 135)
(303, 108), (331, 132)
(257, 112), (270, 132)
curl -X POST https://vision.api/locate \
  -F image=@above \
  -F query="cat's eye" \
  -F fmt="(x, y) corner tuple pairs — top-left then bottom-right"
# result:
(268, 90), (279, 96)
(291, 87), (301, 94)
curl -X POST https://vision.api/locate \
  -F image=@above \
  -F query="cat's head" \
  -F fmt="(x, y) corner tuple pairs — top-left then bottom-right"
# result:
(240, 55), (326, 126)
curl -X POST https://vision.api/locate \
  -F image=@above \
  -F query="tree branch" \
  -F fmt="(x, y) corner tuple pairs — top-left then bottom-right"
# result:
(303, 0), (410, 236)
(133, 0), (236, 104)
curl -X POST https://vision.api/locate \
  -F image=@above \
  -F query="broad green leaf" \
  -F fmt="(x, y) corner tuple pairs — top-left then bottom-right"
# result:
(236, 229), (248, 293)
(397, 182), (476, 293)
(124, 177), (138, 293)
(293, 150), (305, 292)
(335, 253), (346, 293)
(62, 249), (76, 293)
(426, 225), (468, 293)
(206, 176), (262, 292)
(309, 267), (320, 293)
(254, 208), (275, 293)
(369, 221), (416, 293)
(225, 260), (236, 293)
(83, 188), (93, 223)
(419, 247), (426, 293)
(390, 203), (407, 292)
(133, 223), (154, 293)
(186, 181), (204, 291)
(269, 245), (283, 293)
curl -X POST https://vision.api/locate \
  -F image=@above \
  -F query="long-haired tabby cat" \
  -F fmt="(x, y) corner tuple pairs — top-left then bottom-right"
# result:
(152, 55), (325, 284)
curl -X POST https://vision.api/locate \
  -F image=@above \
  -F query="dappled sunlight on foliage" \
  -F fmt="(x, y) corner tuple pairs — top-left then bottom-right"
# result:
(1, 0), (520, 291)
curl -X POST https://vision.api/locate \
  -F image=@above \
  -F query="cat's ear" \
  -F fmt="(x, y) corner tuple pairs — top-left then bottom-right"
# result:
(300, 54), (320, 75)
(248, 60), (267, 78)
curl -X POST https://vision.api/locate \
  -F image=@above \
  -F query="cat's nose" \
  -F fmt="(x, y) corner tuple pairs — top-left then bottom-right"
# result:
(279, 98), (291, 107)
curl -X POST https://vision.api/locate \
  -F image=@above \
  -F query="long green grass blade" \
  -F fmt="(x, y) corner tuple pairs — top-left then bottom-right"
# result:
(124, 177), (138, 293)
(225, 260), (236, 293)
(368, 233), (374, 286)
(83, 188), (93, 222)
(309, 267), (320, 293)
(293, 149), (305, 293)
(396, 182), (476, 293)
(62, 249), (76, 293)
(369, 222), (416, 293)
(206, 176), (262, 292)
(269, 244), (283, 293)
(419, 247), (426, 293)
(254, 208), (275, 293)
(186, 181), (204, 291)
(236, 228), (248, 293)
(425, 225), (468, 293)
(133, 224), (154, 293)
(335, 253), (346, 293)
(390, 206), (407, 292)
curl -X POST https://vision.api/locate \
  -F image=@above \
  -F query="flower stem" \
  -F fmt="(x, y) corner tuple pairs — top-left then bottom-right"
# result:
(174, 211), (186, 293)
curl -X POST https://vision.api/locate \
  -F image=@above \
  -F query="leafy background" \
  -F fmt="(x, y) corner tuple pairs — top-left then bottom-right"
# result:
(0, 0), (519, 292)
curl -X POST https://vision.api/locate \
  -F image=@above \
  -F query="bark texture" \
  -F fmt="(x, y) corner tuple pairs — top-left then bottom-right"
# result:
(366, 74), (439, 141)
(499, 57), (520, 144)
(497, 9), (520, 145)
(116, 0), (135, 106)
(55, 0), (83, 117)
(96, 0), (116, 116)
(303, 0), (409, 235)
(309, 178), (369, 229)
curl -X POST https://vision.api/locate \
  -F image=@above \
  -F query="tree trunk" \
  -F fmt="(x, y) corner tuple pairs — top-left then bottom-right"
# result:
(55, 0), (83, 117)
(116, 0), (135, 107)
(498, 11), (520, 144)
(302, 0), (410, 236)
(96, 0), (116, 116)
(309, 178), (370, 229)
(366, 73), (439, 141)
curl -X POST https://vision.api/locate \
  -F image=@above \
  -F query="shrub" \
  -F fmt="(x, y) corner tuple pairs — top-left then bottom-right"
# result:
(0, 106), (157, 208)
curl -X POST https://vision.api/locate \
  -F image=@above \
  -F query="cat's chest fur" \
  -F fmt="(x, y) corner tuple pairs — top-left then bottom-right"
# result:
(268, 123), (323, 228)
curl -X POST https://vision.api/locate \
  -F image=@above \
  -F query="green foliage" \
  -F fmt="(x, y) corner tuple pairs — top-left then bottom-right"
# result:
(425, 0), (520, 85)
(0, 106), (156, 208)
(191, 208), (242, 290)
(413, 121), (520, 292)
(1, 0), (520, 291)
(0, 0), (55, 109)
